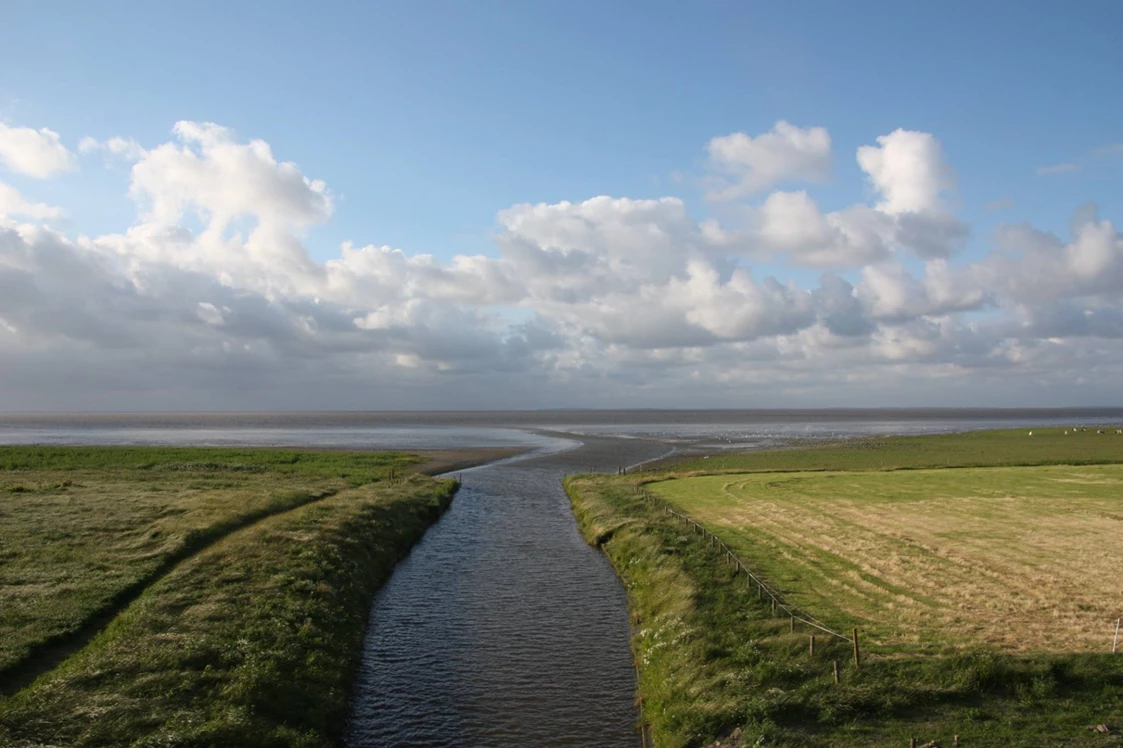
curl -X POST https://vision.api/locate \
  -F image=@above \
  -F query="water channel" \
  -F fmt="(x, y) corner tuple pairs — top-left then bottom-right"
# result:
(344, 434), (670, 747)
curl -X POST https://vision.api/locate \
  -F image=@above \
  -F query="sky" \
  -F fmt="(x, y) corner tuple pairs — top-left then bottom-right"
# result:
(1, 0), (1121, 411)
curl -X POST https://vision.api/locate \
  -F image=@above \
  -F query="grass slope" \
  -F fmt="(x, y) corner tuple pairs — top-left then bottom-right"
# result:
(0, 474), (457, 747)
(0, 447), (418, 685)
(568, 429), (1123, 747)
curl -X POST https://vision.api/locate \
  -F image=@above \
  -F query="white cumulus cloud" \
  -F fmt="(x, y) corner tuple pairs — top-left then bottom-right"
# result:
(705, 121), (831, 199)
(0, 123), (77, 178)
(2, 120), (1123, 409)
(857, 129), (956, 215)
(79, 136), (147, 162)
(130, 121), (332, 230)
(0, 182), (65, 220)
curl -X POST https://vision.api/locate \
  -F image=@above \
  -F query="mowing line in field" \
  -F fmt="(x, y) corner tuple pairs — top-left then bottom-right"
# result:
(651, 464), (1123, 654)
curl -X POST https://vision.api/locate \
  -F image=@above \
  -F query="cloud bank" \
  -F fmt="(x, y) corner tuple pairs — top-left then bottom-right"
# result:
(1, 119), (1121, 410)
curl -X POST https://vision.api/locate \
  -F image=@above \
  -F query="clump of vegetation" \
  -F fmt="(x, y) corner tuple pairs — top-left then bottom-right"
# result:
(568, 429), (1123, 746)
(1, 479), (72, 493)
(0, 475), (457, 747)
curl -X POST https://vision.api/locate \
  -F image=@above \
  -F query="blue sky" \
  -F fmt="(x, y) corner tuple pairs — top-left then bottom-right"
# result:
(4, 0), (1120, 261)
(1, 1), (1122, 409)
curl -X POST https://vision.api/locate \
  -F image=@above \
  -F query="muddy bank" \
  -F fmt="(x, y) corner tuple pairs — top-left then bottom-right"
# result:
(412, 447), (527, 475)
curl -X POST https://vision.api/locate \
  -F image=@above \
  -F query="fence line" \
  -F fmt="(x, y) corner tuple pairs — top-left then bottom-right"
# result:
(636, 485), (854, 644)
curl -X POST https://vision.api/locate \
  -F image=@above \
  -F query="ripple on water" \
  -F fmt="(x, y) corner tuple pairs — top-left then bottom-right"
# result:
(345, 440), (668, 747)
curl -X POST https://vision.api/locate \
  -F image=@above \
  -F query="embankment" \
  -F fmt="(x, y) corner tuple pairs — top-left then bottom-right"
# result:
(566, 466), (1123, 747)
(0, 475), (458, 747)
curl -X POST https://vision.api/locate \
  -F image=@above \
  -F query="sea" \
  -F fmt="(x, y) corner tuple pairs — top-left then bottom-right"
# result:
(2, 408), (1121, 452)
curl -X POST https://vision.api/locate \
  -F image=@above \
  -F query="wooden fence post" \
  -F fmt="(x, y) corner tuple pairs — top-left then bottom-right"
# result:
(1114, 618), (1120, 654)
(852, 628), (861, 669)
(832, 659), (840, 684)
(809, 635), (815, 658)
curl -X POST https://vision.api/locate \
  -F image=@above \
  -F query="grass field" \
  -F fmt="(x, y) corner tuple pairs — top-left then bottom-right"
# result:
(0, 475), (456, 747)
(650, 464), (1123, 654)
(661, 427), (1123, 474)
(0, 447), (418, 686)
(0, 446), (460, 746)
(568, 428), (1123, 747)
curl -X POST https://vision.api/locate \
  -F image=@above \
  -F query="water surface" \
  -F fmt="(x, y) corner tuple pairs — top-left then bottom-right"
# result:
(3, 408), (1120, 450)
(345, 435), (667, 747)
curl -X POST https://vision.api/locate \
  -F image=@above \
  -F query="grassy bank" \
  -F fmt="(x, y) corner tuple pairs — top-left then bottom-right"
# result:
(0, 447), (418, 684)
(0, 471), (457, 746)
(567, 430), (1123, 746)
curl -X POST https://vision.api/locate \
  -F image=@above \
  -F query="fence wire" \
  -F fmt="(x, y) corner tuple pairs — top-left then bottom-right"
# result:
(637, 485), (854, 643)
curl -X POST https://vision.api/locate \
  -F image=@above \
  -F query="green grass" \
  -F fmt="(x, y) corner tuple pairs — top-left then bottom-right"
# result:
(0, 474), (457, 747)
(568, 429), (1123, 747)
(0, 446), (418, 482)
(659, 427), (1123, 474)
(0, 447), (417, 686)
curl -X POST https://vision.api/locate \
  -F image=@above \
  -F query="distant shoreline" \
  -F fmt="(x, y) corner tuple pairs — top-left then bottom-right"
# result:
(3, 406), (1123, 429)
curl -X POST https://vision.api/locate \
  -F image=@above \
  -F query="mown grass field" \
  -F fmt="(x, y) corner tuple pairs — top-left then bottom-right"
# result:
(0, 446), (456, 746)
(568, 428), (1123, 747)
(650, 464), (1123, 655)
